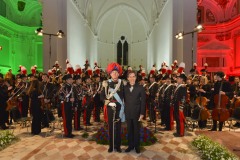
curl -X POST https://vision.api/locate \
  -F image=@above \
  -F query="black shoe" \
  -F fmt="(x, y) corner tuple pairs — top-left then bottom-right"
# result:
(1, 125), (9, 130)
(65, 134), (75, 138)
(135, 148), (140, 154)
(108, 148), (113, 153)
(115, 147), (122, 153)
(125, 147), (133, 152)
(173, 133), (183, 137)
(209, 128), (217, 131)
(86, 123), (92, 126)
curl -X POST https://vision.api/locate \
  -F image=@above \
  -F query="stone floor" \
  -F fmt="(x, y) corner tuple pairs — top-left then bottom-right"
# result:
(0, 118), (239, 160)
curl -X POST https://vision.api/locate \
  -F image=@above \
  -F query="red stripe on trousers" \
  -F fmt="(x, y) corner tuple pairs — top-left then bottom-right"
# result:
(61, 103), (68, 136)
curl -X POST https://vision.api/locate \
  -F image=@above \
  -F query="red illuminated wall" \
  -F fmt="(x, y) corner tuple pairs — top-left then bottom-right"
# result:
(197, 0), (240, 76)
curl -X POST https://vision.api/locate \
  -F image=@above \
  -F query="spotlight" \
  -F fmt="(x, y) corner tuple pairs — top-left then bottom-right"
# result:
(57, 30), (64, 38)
(175, 32), (183, 39)
(35, 27), (43, 36)
(194, 24), (204, 32)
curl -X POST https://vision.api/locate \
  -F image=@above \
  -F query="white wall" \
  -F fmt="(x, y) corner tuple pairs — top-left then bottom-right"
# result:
(148, 0), (173, 70)
(66, 0), (97, 69)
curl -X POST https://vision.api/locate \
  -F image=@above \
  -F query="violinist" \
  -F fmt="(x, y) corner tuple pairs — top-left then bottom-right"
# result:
(231, 76), (239, 95)
(0, 78), (9, 129)
(210, 71), (233, 131)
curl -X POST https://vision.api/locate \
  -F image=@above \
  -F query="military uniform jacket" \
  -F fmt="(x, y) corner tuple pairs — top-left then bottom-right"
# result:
(148, 82), (158, 101)
(172, 84), (187, 107)
(162, 84), (176, 105)
(124, 83), (146, 120)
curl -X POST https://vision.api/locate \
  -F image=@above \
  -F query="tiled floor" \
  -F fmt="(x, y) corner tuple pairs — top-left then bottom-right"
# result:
(0, 119), (239, 160)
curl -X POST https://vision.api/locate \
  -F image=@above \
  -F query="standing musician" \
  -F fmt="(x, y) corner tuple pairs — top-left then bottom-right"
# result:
(82, 75), (94, 126)
(73, 75), (84, 130)
(172, 73), (187, 137)
(41, 73), (55, 128)
(147, 74), (159, 123)
(93, 75), (103, 122)
(20, 74), (30, 117)
(162, 75), (176, 130)
(197, 76), (211, 128)
(210, 71), (233, 131)
(0, 78), (9, 129)
(59, 74), (76, 138)
(27, 79), (43, 135)
(100, 62), (125, 153)
(157, 77), (167, 126)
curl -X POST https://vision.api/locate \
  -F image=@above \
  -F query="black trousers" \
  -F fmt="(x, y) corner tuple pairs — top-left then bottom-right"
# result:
(148, 101), (156, 122)
(163, 104), (171, 130)
(74, 106), (81, 130)
(107, 102), (121, 149)
(63, 102), (73, 136)
(126, 119), (140, 149)
(212, 120), (223, 131)
(174, 105), (180, 134)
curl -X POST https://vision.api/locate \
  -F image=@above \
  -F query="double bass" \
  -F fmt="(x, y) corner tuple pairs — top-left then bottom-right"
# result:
(212, 81), (230, 122)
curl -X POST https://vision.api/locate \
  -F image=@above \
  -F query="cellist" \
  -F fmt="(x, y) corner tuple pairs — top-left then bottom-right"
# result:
(209, 71), (233, 131)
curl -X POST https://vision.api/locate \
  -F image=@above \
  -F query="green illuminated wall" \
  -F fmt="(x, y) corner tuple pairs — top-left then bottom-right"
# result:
(0, 16), (43, 75)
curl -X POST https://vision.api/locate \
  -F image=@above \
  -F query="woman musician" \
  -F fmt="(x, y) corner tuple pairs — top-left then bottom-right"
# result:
(196, 76), (211, 128)
(210, 71), (233, 131)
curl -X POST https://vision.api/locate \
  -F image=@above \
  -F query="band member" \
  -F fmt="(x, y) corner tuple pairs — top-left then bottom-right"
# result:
(82, 75), (94, 126)
(41, 73), (55, 128)
(100, 62), (125, 153)
(59, 74), (76, 138)
(0, 78), (9, 129)
(210, 71), (233, 131)
(172, 74), (187, 137)
(162, 75), (175, 130)
(20, 74), (30, 117)
(124, 71), (145, 154)
(27, 80), (42, 135)
(73, 75), (84, 130)
(147, 74), (158, 123)
(93, 75), (103, 122)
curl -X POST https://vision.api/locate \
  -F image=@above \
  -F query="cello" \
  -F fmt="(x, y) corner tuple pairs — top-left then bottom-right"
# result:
(212, 81), (230, 122)
(195, 93), (210, 120)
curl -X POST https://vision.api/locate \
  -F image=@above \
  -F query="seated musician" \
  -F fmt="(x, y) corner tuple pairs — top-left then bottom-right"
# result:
(210, 71), (233, 131)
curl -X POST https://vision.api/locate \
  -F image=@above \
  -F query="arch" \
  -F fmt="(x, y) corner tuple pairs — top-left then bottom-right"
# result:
(95, 3), (149, 35)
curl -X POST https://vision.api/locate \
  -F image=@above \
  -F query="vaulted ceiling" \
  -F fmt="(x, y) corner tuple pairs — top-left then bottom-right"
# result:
(1, 0), (42, 27)
(72, 0), (168, 43)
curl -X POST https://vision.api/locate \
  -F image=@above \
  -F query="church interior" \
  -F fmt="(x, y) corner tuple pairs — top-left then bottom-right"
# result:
(0, 0), (240, 159)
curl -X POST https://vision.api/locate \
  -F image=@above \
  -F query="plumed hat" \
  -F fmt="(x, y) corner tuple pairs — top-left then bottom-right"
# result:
(106, 62), (122, 75)
(177, 62), (185, 74)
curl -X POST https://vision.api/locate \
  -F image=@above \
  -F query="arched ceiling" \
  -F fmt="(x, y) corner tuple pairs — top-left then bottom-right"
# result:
(3, 0), (42, 27)
(72, 0), (168, 42)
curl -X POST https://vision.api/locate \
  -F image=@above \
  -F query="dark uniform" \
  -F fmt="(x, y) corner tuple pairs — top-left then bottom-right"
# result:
(59, 80), (76, 138)
(148, 82), (158, 123)
(162, 83), (175, 130)
(93, 80), (103, 122)
(41, 81), (55, 127)
(172, 83), (187, 136)
(82, 82), (94, 125)
(100, 79), (125, 152)
(73, 83), (84, 130)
